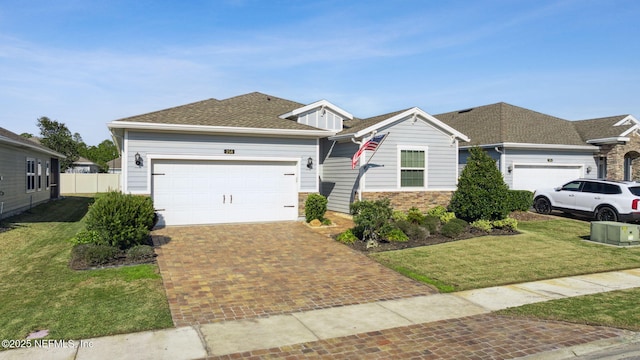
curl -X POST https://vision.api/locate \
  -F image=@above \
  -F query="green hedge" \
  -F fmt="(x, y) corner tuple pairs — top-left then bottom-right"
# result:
(305, 193), (328, 222)
(84, 191), (155, 249)
(506, 190), (534, 212)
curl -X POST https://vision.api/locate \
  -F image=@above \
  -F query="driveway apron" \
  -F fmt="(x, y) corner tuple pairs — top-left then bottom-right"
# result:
(153, 222), (436, 327)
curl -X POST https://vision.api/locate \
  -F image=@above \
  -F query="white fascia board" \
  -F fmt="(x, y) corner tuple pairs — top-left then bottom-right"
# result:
(586, 137), (631, 144)
(613, 115), (639, 126)
(620, 124), (639, 137)
(461, 142), (599, 151)
(279, 99), (354, 120)
(107, 121), (335, 138)
(330, 107), (470, 142)
(0, 136), (66, 158)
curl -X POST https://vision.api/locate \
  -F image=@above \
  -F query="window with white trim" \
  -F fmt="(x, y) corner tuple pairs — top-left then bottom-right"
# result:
(399, 147), (427, 188)
(46, 161), (51, 189)
(37, 160), (43, 191)
(26, 158), (36, 192)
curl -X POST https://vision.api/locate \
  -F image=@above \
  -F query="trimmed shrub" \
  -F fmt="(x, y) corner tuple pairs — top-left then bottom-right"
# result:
(492, 217), (518, 231)
(450, 147), (510, 221)
(84, 191), (155, 249)
(382, 227), (409, 242)
(470, 219), (493, 232)
(70, 244), (120, 267)
(396, 220), (430, 240)
(423, 216), (440, 234)
(506, 190), (534, 212)
(427, 205), (448, 218)
(406, 207), (425, 225)
(305, 193), (328, 222)
(126, 245), (156, 262)
(441, 218), (469, 238)
(350, 199), (394, 241)
(392, 210), (408, 222)
(440, 212), (456, 224)
(70, 229), (101, 245)
(336, 229), (358, 244)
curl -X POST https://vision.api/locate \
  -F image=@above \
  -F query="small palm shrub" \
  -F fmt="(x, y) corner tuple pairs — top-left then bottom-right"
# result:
(305, 193), (328, 222)
(427, 205), (448, 218)
(84, 191), (155, 249)
(441, 218), (469, 238)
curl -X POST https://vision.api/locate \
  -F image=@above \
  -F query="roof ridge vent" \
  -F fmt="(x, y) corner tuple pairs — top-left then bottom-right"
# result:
(458, 108), (473, 114)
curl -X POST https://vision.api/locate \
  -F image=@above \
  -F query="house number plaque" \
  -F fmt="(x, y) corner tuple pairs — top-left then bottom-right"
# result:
(224, 149), (235, 154)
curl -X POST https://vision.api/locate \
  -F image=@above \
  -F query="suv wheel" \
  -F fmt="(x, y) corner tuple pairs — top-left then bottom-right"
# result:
(534, 197), (552, 215)
(595, 206), (618, 222)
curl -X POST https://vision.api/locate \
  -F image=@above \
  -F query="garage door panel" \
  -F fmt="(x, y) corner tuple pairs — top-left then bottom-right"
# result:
(152, 160), (298, 226)
(512, 165), (582, 191)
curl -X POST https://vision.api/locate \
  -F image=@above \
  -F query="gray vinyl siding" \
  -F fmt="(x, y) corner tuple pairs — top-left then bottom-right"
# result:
(125, 131), (318, 193)
(320, 138), (360, 213)
(297, 108), (344, 131)
(0, 143), (56, 219)
(363, 117), (458, 190)
(503, 149), (597, 188)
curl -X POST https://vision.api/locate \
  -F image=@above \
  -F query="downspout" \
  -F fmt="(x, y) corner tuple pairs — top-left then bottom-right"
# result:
(351, 138), (364, 201)
(495, 146), (507, 179)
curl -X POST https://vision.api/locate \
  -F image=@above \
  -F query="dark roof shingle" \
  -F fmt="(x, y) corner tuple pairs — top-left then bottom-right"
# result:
(114, 92), (320, 131)
(436, 102), (600, 146)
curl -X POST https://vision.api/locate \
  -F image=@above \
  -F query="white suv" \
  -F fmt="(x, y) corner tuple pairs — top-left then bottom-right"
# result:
(533, 179), (640, 222)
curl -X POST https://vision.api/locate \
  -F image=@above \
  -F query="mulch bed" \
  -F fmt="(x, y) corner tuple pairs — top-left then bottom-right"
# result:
(345, 211), (555, 253)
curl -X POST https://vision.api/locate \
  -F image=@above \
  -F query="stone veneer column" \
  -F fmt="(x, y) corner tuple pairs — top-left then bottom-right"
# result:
(361, 191), (453, 212)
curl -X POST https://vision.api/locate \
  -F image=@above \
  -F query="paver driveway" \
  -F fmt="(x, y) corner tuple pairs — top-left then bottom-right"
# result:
(153, 222), (436, 326)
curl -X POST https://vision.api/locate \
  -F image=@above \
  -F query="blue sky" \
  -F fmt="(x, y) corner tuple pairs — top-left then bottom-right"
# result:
(1, 0), (639, 145)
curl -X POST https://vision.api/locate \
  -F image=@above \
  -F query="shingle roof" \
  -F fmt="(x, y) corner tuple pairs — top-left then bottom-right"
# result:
(0, 127), (64, 156)
(113, 92), (321, 131)
(338, 109), (409, 135)
(573, 115), (633, 140)
(435, 102), (593, 146)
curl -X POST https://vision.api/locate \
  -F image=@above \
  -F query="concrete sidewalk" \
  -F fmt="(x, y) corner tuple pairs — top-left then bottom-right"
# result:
(2, 268), (640, 360)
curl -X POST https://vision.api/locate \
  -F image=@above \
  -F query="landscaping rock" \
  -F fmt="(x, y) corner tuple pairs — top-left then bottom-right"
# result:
(309, 219), (322, 227)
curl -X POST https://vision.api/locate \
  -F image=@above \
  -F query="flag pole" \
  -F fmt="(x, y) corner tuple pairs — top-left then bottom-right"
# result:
(363, 132), (389, 168)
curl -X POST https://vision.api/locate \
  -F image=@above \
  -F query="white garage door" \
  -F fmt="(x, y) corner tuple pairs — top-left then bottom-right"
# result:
(512, 164), (582, 191)
(152, 160), (298, 226)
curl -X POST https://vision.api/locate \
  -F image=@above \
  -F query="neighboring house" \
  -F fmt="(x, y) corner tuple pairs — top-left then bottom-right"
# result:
(107, 92), (469, 226)
(0, 127), (64, 219)
(107, 157), (122, 174)
(66, 157), (100, 173)
(435, 103), (640, 191)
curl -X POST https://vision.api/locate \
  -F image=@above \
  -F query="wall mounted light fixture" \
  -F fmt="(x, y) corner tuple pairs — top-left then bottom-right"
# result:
(307, 157), (313, 169)
(507, 165), (513, 173)
(135, 153), (143, 167)
(586, 166), (592, 174)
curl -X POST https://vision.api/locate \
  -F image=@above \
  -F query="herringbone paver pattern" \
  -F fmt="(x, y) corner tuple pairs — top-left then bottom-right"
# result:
(153, 222), (436, 326)
(204, 314), (632, 359)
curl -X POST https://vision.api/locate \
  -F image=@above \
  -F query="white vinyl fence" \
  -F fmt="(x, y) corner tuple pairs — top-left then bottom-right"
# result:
(60, 174), (121, 194)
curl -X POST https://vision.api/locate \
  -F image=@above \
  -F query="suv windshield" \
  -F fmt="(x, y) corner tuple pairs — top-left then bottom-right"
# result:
(629, 186), (640, 196)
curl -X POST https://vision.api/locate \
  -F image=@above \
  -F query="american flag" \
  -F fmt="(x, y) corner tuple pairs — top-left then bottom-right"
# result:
(351, 133), (388, 169)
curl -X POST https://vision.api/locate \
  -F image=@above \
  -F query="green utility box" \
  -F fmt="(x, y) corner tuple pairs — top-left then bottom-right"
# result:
(590, 221), (640, 246)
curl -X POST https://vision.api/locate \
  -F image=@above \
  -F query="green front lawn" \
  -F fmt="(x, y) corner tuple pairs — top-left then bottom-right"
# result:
(0, 197), (173, 343)
(371, 219), (640, 292)
(498, 288), (640, 331)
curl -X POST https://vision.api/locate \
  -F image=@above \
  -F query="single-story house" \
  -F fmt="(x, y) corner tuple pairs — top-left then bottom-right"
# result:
(0, 127), (64, 219)
(435, 102), (640, 191)
(107, 157), (122, 174)
(108, 92), (469, 226)
(66, 157), (100, 173)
